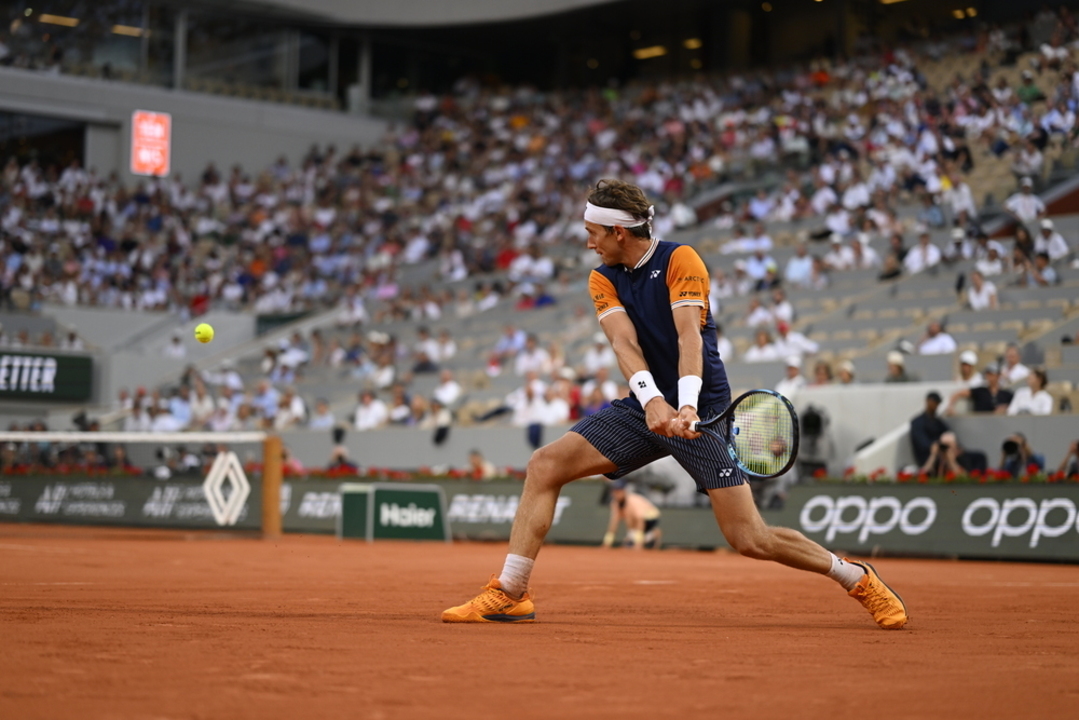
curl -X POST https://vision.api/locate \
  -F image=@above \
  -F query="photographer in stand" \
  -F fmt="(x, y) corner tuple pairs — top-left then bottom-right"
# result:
(920, 431), (987, 478)
(999, 432), (1045, 478)
(1056, 440), (1079, 480)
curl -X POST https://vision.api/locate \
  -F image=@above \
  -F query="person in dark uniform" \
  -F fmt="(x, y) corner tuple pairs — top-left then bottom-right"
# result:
(442, 179), (907, 630)
(910, 391), (949, 467)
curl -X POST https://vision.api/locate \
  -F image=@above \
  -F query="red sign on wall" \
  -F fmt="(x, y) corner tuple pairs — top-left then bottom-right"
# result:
(130, 110), (171, 177)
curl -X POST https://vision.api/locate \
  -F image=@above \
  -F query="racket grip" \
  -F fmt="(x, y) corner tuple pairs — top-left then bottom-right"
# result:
(689, 420), (699, 432)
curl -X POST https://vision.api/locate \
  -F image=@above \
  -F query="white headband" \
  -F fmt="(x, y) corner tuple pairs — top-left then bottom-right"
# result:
(584, 202), (654, 228)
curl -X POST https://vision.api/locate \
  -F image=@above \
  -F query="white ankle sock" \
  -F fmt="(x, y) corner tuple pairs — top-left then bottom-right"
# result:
(498, 554), (534, 598)
(826, 553), (865, 591)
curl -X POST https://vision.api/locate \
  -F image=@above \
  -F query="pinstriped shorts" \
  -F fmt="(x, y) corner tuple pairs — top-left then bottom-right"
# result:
(570, 399), (745, 492)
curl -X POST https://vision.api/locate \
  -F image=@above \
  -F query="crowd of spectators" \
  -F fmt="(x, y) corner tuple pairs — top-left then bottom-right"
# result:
(4, 8), (1079, 483)
(3, 9), (1078, 326)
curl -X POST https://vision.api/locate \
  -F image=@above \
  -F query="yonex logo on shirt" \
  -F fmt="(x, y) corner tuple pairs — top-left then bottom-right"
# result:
(650, 270), (660, 278)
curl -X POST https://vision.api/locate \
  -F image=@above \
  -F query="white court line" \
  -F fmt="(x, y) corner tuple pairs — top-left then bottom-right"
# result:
(633, 580), (678, 585)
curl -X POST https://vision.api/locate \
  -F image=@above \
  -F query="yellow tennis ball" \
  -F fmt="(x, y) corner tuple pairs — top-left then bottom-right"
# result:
(194, 323), (215, 344)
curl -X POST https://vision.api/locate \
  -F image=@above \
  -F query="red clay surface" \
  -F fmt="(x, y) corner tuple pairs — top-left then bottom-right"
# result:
(2, 524), (1078, 720)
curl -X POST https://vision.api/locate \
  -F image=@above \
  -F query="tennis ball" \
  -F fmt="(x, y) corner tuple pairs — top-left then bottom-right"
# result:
(194, 323), (215, 344)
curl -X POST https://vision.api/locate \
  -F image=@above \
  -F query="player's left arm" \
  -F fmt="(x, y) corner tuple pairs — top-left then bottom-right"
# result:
(667, 246), (709, 438)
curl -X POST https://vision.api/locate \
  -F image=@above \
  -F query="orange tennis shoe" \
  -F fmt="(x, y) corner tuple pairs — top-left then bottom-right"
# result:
(845, 559), (908, 629)
(442, 575), (536, 623)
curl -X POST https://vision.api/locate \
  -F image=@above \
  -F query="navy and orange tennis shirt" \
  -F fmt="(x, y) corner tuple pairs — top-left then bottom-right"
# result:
(589, 238), (731, 412)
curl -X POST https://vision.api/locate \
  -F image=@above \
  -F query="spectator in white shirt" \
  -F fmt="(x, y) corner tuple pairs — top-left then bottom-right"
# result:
(904, 232), (942, 274)
(850, 234), (882, 269)
(809, 177), (838, 216)
(354, 389), (388, 431)
(823, 234), (855, 271)
(581, 366), (619, 402)
(973, 232), (1008, 262)
(414, 326), (441, 365)
(743, 329), (782, 363)
(975, 245), (1006, 277)
(770, 287), (794, 324)
(433, 369), (463, 408)
(720, 225), (755, 254)
(956, 351), (984, 389)
(944, 173), (978, 221)
(751, 223), (774, 252)
(149, 405), (184, 433)
(581, 332), (617, 377)
(163, 334), (186, 359)
(1036, 219), (1070, 262)
(942, 227), (975, 263)
(775, 356), (807, 398)
(1010, 142), (1044, 184)
(745, 296), (774, 328)
(966, 269), (998, 311)
(1003, 178), (1046, 225)
(773, 321), (819, 358)
(514, 334), (552, 376)
(918, 320), (958, 355)
(744, 248), (775, 283)
(1007, 369), (1053, 416)
(435, 328), (457, 362)
(999, 344), (1030, 386)
(784, 243), (814, 288)
(836, 359), (856, 385)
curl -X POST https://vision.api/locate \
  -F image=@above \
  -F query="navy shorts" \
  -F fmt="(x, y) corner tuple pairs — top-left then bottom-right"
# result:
(571, 399), (746, 493)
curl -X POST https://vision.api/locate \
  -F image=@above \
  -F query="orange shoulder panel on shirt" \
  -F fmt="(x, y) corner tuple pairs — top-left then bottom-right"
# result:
(588, 270), (624, 320)
(666, 245), (709, 323)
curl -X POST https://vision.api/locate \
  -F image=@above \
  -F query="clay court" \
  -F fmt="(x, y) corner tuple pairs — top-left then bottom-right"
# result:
(2, 525), (1077, 720)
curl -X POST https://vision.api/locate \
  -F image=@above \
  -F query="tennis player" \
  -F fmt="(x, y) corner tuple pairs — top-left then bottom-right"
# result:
(602, 479), (662, 550)
(442, 179), (907, 629)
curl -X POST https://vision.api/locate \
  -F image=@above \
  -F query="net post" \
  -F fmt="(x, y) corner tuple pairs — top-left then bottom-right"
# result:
(262, 434), (283, 539)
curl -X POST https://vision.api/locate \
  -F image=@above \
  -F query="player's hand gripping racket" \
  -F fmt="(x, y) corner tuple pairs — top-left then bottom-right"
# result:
(688, 389), (799, 479)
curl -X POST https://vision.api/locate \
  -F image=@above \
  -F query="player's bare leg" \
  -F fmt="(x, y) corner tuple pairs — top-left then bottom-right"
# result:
(442, 432), (616, 623)
(507, 431), (617, 559)
(625, 515), (646, 550)
(706, 484), (908, 629)
(706, 484), (830, 571)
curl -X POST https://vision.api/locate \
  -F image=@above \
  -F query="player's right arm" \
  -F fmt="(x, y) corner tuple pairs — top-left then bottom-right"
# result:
(590, 270), (678, 436)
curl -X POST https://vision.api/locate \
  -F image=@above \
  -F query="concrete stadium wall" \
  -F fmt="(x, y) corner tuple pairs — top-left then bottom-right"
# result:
(280, 423), (568, 471)
(276, 382), (966, 476)
(12, 305), (257, 417)
(0, 67), (386, 185)
(793, 381), (964, 473)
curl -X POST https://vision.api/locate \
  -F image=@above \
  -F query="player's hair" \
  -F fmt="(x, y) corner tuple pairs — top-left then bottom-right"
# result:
(588, 179), (652, 239)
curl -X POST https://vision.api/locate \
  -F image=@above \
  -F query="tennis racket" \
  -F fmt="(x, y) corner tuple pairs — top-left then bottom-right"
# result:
(688, 389), (799, 479)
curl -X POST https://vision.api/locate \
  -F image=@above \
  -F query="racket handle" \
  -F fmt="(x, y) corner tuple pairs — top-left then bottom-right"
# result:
(689, 420), (699, 433)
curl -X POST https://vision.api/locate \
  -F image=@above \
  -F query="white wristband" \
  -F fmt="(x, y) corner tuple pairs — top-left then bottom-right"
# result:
(630, 370), (664, 408)
(678, 375), (703, 410)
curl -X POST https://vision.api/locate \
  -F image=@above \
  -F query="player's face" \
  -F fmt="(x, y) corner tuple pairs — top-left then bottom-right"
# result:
(585, 221), (622, 266)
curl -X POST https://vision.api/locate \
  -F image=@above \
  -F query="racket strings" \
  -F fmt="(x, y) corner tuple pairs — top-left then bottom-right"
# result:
(731, 394), (795, 477)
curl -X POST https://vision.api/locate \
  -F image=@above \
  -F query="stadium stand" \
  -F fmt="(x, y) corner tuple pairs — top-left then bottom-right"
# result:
(3, 4), (1079, 480)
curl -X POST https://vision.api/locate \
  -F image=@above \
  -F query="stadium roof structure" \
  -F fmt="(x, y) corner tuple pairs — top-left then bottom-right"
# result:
(214, 0), (622, 26)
